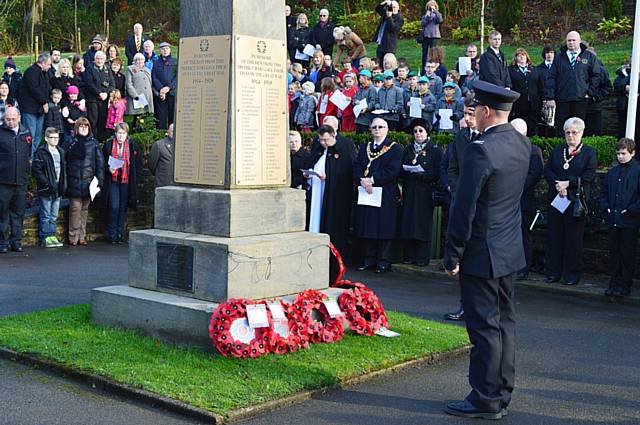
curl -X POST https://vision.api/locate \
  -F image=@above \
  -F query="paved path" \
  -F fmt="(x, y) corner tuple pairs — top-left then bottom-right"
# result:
(1, 246), (639, 424)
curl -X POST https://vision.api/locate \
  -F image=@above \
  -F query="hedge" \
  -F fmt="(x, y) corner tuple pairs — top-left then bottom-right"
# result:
(301, 131), (618, 168)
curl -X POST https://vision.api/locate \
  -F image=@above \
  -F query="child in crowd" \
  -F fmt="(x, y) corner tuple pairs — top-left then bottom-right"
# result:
(461, 60), (480, 97)
(354, 70), (377, 133)
(424, 61), (443, 98)
(294, 81), (318, 133)
(288, 81), (302, 129)
(340, 73), (358, 132)
(3, 57), (22, 99)
(395, 64), (410, 89)
(32, 127), (66, 248)
(338, 58), (358, 84)
(410, 76), (437, 126)
(105, 89), (126, 131)
(436, 82), (464, 134)
(445, 70), (462, 99)
(601, 138), (640, 299)
(45, 89), (64, 138)
(317, 77), (338, 125)
(61, 85), (87, 143)
(372, 74), (384, 92)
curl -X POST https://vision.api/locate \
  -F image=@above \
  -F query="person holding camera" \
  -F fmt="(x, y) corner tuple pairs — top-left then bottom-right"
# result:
(373, 0), (404, 65)
(420, 1), (443, 77)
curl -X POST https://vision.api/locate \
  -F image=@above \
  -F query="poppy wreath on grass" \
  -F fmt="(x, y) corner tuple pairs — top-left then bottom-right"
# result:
(334, 279), (371, 292)
(209, 298), (272, 358)
(329, 242), (347, 286)
(338, 286), (389, 336)
(260, 299), (307, 355)
(291, 289), (344, 345)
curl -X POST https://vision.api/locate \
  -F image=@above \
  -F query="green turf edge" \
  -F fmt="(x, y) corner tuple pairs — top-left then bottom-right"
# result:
(0, 304), (469, 417)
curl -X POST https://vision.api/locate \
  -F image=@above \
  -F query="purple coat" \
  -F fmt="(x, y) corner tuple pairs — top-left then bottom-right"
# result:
(421, 11), (443, 39)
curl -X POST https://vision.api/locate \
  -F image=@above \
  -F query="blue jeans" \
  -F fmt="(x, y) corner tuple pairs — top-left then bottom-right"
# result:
(22, 113), (45, 157)
(38, 195), (60, 240)
(107, 182), (129, 240)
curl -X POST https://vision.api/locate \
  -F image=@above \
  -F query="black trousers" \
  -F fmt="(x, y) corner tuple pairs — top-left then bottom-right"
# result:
(608, 227), (639, 291)
(0, 183), (27, 247)
(403, 239), (430, 264)
(87, 100), (109, 141)
(584, 109), (603, 136)
(154, 94), (175, 130)
(545, 206), (585, 281)
(555, 100), (588, 137)
(460, 272), (516, 412)
(520, 209), (534, 273)
(363, 238), (392, 267)
(421, 38), (438, 75)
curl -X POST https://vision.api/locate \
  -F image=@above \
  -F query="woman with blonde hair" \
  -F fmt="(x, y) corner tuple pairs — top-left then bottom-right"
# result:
(333, 26), (367, 70)
(292, 13), (313, 68)
(382, 53), (398, 73)
(420, 1), (443, 76)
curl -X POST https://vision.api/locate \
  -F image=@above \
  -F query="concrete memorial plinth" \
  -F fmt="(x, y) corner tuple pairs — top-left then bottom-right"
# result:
(92, 0), (330, 347)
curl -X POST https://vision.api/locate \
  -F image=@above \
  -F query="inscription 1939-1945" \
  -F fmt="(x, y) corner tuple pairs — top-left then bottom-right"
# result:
(156, 243), (195, 292)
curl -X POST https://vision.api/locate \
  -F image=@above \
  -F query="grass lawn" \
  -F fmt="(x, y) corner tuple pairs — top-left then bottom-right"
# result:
(0, 304), (469, 417)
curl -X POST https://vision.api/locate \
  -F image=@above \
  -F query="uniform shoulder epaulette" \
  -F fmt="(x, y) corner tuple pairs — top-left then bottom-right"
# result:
(472, 139), (484, 145)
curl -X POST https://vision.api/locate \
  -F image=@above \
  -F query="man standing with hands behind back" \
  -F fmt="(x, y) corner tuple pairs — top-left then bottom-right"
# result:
(443, 80), (529, 420)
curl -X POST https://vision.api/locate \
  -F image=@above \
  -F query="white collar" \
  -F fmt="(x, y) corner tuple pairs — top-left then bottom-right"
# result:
(490, 47), (501, 56)
(567, 48), (581, 57)
(545, 60), (553, 67)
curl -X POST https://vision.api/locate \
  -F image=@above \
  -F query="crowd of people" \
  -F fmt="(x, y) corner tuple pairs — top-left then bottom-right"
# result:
(0, 22), (177, 250)
(287, 2), (638, 302)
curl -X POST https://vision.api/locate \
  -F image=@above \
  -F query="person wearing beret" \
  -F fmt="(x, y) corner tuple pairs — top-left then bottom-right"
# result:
(399, 119), (441, 266)
(544, 117), (597, 285)
(354, 70), (379, 133)
(374, 71), (404, 131)
(443, 80), (529, 419)
(355, 117), (402, 273)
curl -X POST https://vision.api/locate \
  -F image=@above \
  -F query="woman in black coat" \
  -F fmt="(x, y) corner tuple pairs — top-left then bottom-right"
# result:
(51, 58), (85, 100)
(62, 117), (105, 245)
(102, 122), (143, 244)
(354, 117), (403, 273)
(508, 48), (536, 136)
(544, 117), (597, 285)
(291, 13), (313, 68)
(399, 119), (441, 266)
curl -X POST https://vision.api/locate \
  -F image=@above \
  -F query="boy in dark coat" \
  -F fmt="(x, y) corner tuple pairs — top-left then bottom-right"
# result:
(45, 89), (65, 136)
(601, 138), (640, 299)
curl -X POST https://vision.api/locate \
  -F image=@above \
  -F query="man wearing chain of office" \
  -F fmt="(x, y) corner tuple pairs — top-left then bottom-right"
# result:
(442, 80), (530, 420)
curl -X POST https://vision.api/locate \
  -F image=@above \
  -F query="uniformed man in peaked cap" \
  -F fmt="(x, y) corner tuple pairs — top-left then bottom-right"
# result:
(443, 80), (530, 420)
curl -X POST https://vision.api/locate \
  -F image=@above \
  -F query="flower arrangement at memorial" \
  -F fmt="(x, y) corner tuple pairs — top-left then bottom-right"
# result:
(208, 246), (392, 358)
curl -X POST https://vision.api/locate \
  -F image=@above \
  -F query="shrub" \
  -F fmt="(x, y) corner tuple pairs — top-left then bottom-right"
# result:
(492, 0), (524, 31)
(451, 26), (477, 44)
(399, 21), (422, 39)
(602, 0), (623, 20)
(597, 17), (632, 41)
(510, 24), (521, 45)
(334, 11), (378, 43)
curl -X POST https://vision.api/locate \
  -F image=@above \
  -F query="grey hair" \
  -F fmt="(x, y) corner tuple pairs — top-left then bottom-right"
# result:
(143, 40), (154, 48)
(133, 53), (145, 62)
(563, 117), (585, 132)
(322, 115), (339, 130)
(94, 51), (106, 60)
(37, 52), (51, 64)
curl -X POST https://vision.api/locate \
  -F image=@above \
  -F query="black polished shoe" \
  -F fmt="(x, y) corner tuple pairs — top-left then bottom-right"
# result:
(375, 264), (391, 274)
(516, 271), (528, 280)
(545, 276), (560, 283)
(402, 259), (414, 265)
(564, 279), (579, 286)
(0, 245), (7, 254)
(444, 308), (464, 321)
(10, 243), (23, 252)
(357, 264), (375, 272)
(444, 400), (503, 420)
(415, 261), (428, 267)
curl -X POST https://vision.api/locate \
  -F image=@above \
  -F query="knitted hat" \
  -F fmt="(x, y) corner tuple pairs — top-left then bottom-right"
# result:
(66, 85), (80, 95)
(4, 57), (16, 70)
(92, 35), (104, 45)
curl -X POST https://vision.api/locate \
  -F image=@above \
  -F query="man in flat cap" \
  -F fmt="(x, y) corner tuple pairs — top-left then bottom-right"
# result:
(443, 80), (530, 420)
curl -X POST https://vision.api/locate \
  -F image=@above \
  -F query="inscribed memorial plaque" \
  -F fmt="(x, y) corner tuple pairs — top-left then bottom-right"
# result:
(174, 36), (230, 186)
(234, 35), (288, 186)
(157, 243), (194, 292)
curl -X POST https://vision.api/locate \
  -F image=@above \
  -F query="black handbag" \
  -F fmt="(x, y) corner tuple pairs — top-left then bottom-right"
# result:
(416, 33), (424, 44)
(572, 178), (587, 219)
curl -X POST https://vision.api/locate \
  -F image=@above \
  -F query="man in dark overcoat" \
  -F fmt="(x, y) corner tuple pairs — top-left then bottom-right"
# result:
(0, 107), (32, 253)
(373, 1), (404, 64)
(478, 31), (511, 88)
(443, 80), (530, 420)
(354, 117), (402, 273)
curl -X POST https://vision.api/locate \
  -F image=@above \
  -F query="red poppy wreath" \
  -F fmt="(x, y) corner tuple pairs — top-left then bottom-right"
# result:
(261, 299), (307, 355)
(209, 298), (272, 358)
(291, 289), (344, 345)
(337, 284), (389, 336)
(329, 243), (347, 286)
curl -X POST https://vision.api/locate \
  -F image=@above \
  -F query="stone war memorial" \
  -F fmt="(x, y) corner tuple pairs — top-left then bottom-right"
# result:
(91, 0), (333, 348)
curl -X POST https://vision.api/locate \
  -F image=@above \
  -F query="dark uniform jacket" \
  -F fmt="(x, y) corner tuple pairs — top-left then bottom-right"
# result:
(544, 144), (597, 203)
(522, 145), (543, 212)
(508, 65), (534, 114)
(600, 160), (640, 228)
(447, 127), (476, 193)
(17, 63), (51, 114)
(530, 62), (553, 115)
(311, 22), (336, 56)
(444, 123), (531, 278)
(0, 124), (32, 186)
(587, 59), (612, 112)
(84, 64), (115, 103)
(545, 43), (601, 102)
(354, 138), (403, 239)
(399, 140), (442, 240)
(125, 34), (150, 65)
(478, 48), (512, 88)
(63, 135), (105, 198)
(373, 4), (404, 53)
(290, 148), (309, 189)
(32, 144), (66, 197)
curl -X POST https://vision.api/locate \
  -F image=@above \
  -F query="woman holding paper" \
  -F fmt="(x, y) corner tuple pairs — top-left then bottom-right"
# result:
(544, 117), (597, 285)
(292, 13), (313, 68)
(399, 119), (442, 266)
(63, 118), (104, 246)
(125, 53), (154, 127)
(102, 122), (143, 244)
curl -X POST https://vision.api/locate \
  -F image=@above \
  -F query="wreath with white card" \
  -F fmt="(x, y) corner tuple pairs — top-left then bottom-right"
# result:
(291, 289), (344, 345)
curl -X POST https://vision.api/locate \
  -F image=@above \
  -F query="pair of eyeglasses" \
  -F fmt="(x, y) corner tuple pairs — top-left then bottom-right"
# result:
(79, 124), (89, 128)
(320, 14), (327, 16)
(413, 129), (425, 133)
(371, 126), (387, 130)
(564, 130), (581, 135)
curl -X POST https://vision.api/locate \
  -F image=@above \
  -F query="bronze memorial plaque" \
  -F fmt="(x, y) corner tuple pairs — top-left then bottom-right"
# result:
(174, 35), (230, 186)
(234, 35), (288, 186)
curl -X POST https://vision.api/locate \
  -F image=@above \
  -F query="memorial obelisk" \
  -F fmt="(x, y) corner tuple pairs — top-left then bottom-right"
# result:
(92, 0), (330, 347)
